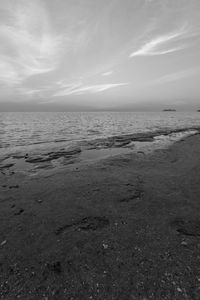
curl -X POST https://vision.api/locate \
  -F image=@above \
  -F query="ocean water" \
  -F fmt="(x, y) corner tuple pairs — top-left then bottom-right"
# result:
(0, 112), (200, 158)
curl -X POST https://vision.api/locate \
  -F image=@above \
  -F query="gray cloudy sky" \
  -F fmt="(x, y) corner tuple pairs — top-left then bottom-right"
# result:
(0, 0), (200, 110)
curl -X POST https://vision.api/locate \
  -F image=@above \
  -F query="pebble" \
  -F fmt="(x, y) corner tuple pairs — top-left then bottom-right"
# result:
(1, 240), (7, 246)
(181, 241), (188, 246)
(36, 199), (43, 203)
(102, 243), (108, 249)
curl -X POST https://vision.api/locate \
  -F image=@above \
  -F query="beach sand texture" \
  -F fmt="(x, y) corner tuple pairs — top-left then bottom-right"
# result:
(1, 133), (200, 299)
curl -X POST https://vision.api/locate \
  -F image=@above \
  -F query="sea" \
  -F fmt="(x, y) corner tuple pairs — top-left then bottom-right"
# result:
(0, 112), (200, 172)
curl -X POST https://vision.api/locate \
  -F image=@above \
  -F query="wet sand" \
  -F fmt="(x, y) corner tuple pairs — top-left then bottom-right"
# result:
(1, 133), (200, 299)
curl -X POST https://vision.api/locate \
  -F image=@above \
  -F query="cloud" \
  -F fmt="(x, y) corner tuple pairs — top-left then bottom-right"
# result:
(102, 71), (113, 76)
(53, 83), (128, 97)
(129, 26), (188, 57)
(148, 68), (200, 85)
(16, 87), (42, 96)
(0, 1), (62, 86)
(0, 60), (21, 85)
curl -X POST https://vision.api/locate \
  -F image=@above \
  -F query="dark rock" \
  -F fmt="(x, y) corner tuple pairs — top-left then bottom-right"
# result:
(14, 208), (24, 215)
(134, 136), (154, 142)
(9, 185), (19, 189)
(26, 148), (81, 164)
(0, 163), (15, 170)
(26, 156), (51, 163)
(12, 155), (25, 159)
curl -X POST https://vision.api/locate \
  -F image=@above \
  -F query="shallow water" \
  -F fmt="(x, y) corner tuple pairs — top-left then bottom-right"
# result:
(0, 112), (199, 175)
(0, 112), (200, 157)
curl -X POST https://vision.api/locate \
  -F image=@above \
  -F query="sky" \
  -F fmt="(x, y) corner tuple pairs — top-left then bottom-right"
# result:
(0, 0), (200, 111)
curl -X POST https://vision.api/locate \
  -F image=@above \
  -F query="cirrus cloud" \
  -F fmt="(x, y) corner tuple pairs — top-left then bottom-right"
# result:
(53, 83), (129, 97)
(129, 25), (191, 57)
(0, 0), (62, 86)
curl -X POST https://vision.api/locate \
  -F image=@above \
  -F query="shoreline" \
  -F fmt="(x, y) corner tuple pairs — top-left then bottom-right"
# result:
(0, 126), (199, 177)
(1, 133), (200, 299)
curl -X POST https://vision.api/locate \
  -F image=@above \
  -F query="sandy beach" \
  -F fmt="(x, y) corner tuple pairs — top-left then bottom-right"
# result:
(1, 132), (200, 299)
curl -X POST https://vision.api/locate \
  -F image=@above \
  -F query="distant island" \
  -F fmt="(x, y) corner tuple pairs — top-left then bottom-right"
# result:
(197, 109), (200, 112)
(162, 109), (176, 112)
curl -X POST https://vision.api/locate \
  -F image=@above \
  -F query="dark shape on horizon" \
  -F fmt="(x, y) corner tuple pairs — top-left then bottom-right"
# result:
(197, 109), (200, 112)
(162, 109), (176, 112)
